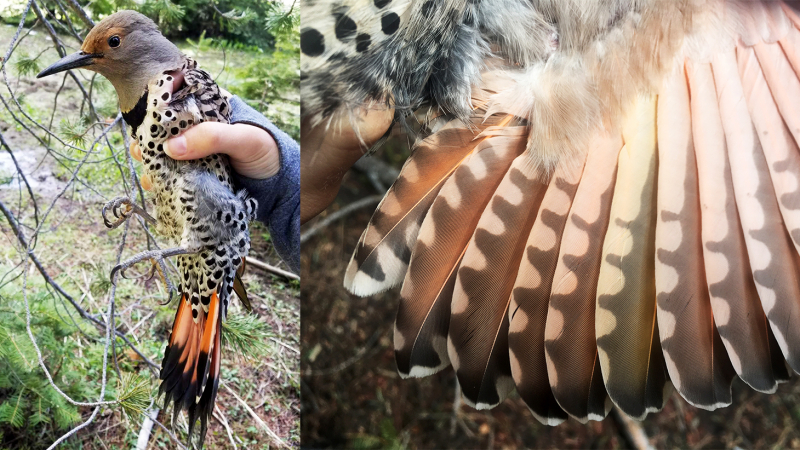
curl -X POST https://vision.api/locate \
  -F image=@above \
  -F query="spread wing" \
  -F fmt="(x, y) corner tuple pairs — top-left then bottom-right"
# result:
(320, 0), (800, 422)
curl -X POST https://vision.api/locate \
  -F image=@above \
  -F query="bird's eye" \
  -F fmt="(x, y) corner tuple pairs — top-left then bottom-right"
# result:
(108, 35), (120, 48)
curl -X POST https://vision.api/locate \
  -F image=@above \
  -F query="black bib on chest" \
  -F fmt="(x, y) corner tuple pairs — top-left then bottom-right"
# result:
(122, 88), (149, 135)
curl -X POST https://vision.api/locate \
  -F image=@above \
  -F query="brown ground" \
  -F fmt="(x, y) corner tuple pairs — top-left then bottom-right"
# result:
(301, 141), (800, 450)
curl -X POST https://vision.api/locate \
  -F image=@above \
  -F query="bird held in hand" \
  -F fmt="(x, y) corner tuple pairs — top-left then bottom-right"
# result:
(303, 0), (800, 424)
(38, 10), (257, 447)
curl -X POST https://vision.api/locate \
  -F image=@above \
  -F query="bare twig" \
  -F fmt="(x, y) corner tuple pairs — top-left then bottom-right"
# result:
(221, 381), (288, 448)
(612, 407), (655, 450)
(136, 407), (159, 450)
(247, 256), (299, 280)
(213, 406), (238, 449)
(300, 195), (384, 244)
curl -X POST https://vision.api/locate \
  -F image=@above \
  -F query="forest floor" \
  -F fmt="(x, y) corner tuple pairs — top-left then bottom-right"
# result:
(0, 23), (299, 449)
(301, 135), (800, 450)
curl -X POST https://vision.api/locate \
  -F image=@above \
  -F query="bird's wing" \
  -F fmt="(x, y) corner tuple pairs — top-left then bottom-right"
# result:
(336, 0), (800, 422)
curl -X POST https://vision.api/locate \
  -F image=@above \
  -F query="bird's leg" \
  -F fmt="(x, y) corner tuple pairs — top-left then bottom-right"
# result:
(111, 247), (194, 301)
(102, 196), (156, 229)
(143, 254), (179, 303)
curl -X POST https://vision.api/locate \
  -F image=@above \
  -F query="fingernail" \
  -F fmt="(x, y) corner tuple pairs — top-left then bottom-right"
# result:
(165, 135), (187, 157)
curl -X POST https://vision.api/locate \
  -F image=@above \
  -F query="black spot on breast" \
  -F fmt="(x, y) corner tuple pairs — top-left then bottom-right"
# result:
(421, 0), (435, 16)
(205, 110), (217, 118)
(375, 0), (390, 8)
(214, 270), (223, 279)
(148, 141), (155, 149)
(301, 28), (325, 56)
(356, 33), (371, 52)
(192, 309), (198, 318)
(381, 12), (400, 35)
(171, 127), (179, 135)
(180, 120), (187, 128)
(334, 13), (357, 42)
(165, 110), (172, 118)
(239, 238), (245, 247)
(162, 93), (169, 101)
(225, 213), (231, 223)
(216, 248), (226, 256)
(167, 76), (173, 81)
(150, 124), (158, 133)
(201, 295), (211, 305)
(240, 223), (246, 231)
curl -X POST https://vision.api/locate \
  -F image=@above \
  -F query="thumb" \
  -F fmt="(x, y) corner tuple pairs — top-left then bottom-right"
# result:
(163, 121), (231, 160)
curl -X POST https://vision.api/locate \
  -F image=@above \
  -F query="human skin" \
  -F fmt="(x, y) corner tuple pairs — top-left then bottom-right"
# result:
(130, 71), (280, 187)
(300, 105), (394, 224)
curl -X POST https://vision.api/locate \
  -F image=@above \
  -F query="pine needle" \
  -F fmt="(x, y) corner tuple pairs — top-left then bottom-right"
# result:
(221, 314), (269, 358)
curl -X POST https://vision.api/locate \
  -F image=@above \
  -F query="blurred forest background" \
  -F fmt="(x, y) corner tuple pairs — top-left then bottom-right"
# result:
(0, 0), (299, 448)
(301, 135), (800, 450)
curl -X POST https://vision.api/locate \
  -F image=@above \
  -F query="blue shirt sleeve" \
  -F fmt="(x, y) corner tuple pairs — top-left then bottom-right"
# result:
(228, 96), (300, 274)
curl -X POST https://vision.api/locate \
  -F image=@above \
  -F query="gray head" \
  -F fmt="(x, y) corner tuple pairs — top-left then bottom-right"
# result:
(37, 10), (184, 112)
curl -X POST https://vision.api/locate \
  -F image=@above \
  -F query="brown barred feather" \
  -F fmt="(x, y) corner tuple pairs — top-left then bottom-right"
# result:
(714, 46), (800, 374)
(507, 158), (584, 425)
(655, 65), (735, 410)
(687, 61), (782, 393)
(337, 0), (800, 424)
(595, 94), (668, 420)
(544, 131), (621, 423)
(448, 153), (548, 409)
(735, 44), (800, 373)
(395, 122), (526, 378)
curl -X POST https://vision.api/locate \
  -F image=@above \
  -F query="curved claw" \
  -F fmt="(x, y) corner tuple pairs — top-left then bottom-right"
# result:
(110, 263), (124, 285)
(102, 197), (133, 229)
(110, 247), (192, 297)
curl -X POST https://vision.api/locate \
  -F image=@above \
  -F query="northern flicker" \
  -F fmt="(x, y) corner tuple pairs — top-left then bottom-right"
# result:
(37, 10), (256, 445)
(303, 0), (800, 423)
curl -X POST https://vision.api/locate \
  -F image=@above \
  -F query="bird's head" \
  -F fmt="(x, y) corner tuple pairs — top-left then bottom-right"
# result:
(37, 10), (184, 112)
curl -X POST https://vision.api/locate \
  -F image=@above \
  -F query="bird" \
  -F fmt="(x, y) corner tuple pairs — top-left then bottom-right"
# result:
(37, 10), (257, 446)
(302, 0), (800, 424)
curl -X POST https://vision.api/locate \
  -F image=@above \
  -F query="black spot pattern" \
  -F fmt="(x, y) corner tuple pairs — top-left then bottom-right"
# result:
(381, 12), (400, 35)
(301, 28), (325, 56)
(356, 33), (371, 52)
(334, 13), (357, 42)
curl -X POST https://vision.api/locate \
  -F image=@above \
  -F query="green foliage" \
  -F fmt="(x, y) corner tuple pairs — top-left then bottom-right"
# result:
(14, 52), (42, 78)
(117, 372), (151, 418)
(0, 273), (146, 444)
(221, 312), (270, 357)
(229, 3), (300, 140)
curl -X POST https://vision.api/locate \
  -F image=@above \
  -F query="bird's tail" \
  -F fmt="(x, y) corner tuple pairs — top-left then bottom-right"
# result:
(159, 290), (222, 448)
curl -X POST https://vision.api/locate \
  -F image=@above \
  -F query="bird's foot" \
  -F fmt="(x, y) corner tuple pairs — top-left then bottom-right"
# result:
(102, 196), (156, 229)
(111, 247), (193, 302)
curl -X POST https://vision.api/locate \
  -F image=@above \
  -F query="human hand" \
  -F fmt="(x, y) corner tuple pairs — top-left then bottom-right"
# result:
(130, 72), (279, 189)
(300, 105), (394, 224)
(130, 121), (280, 190)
